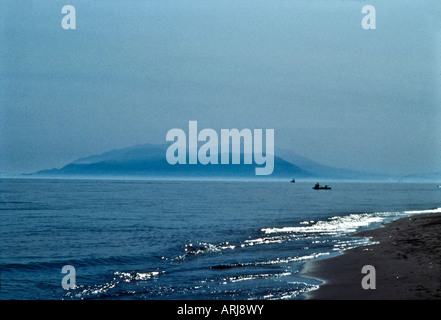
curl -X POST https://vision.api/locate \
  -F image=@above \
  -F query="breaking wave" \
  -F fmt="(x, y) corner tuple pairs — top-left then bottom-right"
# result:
(65, 207), (441, 300)
(262, 208), (441, 236)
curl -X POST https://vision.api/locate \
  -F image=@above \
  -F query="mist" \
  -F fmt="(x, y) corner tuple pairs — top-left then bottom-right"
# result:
(1, 0), (440, 175)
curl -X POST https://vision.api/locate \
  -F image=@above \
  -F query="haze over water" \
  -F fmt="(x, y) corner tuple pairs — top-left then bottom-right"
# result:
(2, 0), (441, 176)
(2, 0), (441, 302)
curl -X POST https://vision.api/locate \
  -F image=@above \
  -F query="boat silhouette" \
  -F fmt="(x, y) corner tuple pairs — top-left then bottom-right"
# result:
(313, 183), (331, 190)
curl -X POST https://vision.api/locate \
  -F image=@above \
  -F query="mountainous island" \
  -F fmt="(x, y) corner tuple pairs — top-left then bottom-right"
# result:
(30, 143), (398, 181)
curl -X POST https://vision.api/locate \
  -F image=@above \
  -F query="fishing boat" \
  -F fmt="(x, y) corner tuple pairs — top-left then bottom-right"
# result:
(313, 183), (331, 190)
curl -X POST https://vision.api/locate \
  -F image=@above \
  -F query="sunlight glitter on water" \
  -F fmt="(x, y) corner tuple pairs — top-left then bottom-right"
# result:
(261, 212), (397, 235)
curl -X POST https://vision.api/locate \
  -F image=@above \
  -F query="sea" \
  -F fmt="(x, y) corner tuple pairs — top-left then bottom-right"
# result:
(1, 178), (440, 300)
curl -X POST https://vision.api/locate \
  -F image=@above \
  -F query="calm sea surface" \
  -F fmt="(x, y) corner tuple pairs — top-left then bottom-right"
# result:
(1, 178), (440, 300)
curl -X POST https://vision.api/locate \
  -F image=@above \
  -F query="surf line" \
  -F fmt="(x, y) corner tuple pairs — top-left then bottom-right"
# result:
(166, 121), (274, 175)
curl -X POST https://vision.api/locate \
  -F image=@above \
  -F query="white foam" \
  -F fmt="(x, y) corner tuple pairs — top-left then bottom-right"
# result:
(262, 207), (441, 236)
(262, 213), (387, 235)
(404, 207), (441, 214)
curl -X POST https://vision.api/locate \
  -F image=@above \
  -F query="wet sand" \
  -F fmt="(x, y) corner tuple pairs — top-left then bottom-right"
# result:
(300, 212), (441, 300)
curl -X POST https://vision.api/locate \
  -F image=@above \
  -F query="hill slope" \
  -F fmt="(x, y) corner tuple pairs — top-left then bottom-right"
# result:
(32, 143), (399, 181)
(34, 144), (314, 180)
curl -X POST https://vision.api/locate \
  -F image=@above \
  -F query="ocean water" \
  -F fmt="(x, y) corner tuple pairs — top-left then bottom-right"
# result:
(1, 178), (440, 300)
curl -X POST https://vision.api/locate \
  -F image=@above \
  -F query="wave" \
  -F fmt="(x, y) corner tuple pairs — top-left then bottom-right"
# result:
(64, 270), (163, 299)
(3, 255), (143, 272)
(202, 271), (292, 284)
(171, 207), (441, 264)
(114, 270), (163, 281)
(171, 241), (236, 262)
(262, 207), (441, 236)
(64, 206), (441, 300)
(404, 207), (441, 214)
(262, 213), (384, 235)
(210, 252), (329, 270)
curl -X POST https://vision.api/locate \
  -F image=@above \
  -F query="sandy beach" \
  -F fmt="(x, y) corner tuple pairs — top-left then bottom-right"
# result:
(301, 212), (441, 300)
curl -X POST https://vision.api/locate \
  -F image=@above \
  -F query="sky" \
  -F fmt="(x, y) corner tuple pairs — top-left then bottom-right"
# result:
(1, 0), (441, 175)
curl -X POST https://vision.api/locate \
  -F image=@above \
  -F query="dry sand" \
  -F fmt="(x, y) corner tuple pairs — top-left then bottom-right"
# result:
(300, 212), (441, 300)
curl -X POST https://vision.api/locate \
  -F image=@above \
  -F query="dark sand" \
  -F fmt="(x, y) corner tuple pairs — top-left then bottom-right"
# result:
(300, 212), (441, 300)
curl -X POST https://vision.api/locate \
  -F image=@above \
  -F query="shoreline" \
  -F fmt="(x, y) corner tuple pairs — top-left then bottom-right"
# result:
(300, 212), (441, 300)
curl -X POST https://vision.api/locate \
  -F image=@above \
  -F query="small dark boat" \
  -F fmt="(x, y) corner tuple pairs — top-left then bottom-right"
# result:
(313, 183), (331, 190)
(290, 178), (296, 183)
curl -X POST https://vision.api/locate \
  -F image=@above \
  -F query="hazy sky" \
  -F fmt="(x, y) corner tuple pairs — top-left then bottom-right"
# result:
(1, 0), (441, 175)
